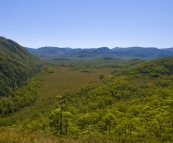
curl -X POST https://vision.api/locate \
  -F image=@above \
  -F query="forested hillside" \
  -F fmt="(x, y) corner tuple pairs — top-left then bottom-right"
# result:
(49, 57), (173, 142)
(0, 37), (42, 97)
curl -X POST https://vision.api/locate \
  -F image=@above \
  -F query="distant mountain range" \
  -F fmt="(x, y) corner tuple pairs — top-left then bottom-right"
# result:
(25, 46), (173, 59)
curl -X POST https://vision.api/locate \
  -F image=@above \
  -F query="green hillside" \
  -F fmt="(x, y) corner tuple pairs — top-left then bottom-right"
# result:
(0, 37), (42, 97)
(123, 56), (173, 77)
(49, 57), (173, 142)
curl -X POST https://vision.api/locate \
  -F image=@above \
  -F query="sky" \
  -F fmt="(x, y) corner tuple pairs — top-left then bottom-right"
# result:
(1, 0), (173, 49)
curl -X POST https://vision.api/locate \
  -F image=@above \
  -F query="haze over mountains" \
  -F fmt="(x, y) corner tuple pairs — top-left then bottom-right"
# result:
(26, 46), (173, 59)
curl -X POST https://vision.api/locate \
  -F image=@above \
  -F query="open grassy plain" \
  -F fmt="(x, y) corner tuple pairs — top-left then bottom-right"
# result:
(4, 66), (116, 121)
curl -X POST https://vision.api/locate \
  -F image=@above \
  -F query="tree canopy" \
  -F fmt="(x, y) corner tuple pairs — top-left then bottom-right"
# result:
(0, 37), (42, 97)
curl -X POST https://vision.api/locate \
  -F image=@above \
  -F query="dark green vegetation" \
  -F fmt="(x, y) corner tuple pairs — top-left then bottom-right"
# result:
(1, 37), (173, 142)
(0, 37), (44, 116)
(26, 46), (173, 59)
(0, 37), (42, 97)
(0, 68), (45, 117)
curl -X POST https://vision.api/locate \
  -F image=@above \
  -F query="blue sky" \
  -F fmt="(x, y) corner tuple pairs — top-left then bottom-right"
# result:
(1, 0), (173, 48)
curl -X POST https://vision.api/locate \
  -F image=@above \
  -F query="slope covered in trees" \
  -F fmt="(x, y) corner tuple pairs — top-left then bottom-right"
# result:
(49, 57), (173, 142)
(0, 37), (42, 97)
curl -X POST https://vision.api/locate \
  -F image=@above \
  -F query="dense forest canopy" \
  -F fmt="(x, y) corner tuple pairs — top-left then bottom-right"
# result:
(49, 57), (173, 142)
(0, 37), (42, 97)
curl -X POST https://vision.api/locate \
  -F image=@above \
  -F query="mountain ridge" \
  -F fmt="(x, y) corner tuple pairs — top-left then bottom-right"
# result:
(26, 46), (173, 59)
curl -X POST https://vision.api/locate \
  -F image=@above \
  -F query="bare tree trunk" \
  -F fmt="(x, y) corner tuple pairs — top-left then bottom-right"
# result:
(65, 120), (68, 135)
(60, 108), (63, 135)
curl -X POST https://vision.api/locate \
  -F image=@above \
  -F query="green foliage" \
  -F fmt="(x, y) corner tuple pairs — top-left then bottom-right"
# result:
(51, 57), (144, 69)
(0, 66), (51, 117)
(49, 57), (173, 142)
(99, 74), (105, 80)
(0, 37), (42, 97)
(49, 107), (73, 135)
(124, 56), (173, 77)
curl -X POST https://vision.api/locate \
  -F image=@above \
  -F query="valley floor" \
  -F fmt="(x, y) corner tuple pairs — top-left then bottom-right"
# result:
(9, 67), (115, 120)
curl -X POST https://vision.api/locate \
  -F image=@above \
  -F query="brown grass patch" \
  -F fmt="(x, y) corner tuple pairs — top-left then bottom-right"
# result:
(8, 67), (115, 120)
